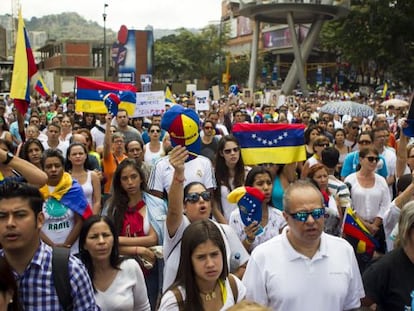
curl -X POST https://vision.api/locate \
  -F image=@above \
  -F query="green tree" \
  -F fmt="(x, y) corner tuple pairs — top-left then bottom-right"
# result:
(320, 0), (414, 88)
(154, 24), (230, 85)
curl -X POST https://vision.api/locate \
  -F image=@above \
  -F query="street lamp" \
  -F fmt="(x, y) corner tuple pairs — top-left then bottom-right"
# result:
(103, 3), (108, 81)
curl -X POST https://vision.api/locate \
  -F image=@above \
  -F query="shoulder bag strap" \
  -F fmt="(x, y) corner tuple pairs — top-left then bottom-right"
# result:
(52, 247), (73, 311)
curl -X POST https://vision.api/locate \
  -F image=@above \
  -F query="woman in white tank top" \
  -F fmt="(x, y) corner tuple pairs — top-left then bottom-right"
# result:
(67, 142), (101, 214)
(143, 124), (164, 167)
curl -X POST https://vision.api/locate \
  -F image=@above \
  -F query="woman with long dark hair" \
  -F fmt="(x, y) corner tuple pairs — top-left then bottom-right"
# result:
(78, 215), (150, 310)
(107, 159), (167, 310)
(214, 135), (247, 222)
(159, 220), (246, 310)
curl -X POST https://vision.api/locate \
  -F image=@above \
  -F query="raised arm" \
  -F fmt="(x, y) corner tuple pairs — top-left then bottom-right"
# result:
(396, 118), (408, 178)
(103, 113), (113, 160)
(0, 148), (47, 187)
(166, 146), (188, 237)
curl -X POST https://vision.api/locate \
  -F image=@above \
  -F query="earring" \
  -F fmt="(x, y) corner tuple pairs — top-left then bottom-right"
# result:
(9, 299), (13, 304)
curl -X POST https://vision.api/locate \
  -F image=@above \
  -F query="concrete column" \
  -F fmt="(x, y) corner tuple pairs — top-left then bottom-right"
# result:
(286, 11), (308, 96)
(248, 19), (260, 90)
(282, 16), (324, 95)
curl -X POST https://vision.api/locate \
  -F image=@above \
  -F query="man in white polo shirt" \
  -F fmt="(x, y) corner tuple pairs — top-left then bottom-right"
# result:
(243, 180), (364, 311)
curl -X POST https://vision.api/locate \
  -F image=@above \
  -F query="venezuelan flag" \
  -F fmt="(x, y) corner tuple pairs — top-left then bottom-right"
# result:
(232, 123), (306, 165)
(60, 179), (93, 220)
(342, 207), (378, 258)
(75, 76), (137, 116)
(34, 76), (51, 97)
(10, 9), (38, 115)
(165, 86), (176, 104)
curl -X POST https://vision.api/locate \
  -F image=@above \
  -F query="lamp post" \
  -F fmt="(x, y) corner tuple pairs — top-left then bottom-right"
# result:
(103, 3), (108, 81)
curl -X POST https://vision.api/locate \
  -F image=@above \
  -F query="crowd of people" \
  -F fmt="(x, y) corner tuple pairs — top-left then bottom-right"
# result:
(0, 89), (413, 310)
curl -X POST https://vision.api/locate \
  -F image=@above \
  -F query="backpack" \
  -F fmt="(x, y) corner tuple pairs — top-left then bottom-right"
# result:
(52, 247), (73, 311)
(172, 274), (239, 310)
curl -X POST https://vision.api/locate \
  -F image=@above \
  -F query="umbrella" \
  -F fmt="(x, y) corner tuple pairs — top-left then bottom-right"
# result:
(380, 98), (409, 108)
(320, 101), (374, 117)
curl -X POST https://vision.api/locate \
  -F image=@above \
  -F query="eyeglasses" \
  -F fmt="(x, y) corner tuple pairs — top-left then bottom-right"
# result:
(288, 207), (325, 222)
(223, 147), (240, 154)
(317, 143), (329, 147)
(150, 129), (160, 133)
(365, 156), (380, 163)
(184, 191), (211, 203)
(358, 140), (371, 145)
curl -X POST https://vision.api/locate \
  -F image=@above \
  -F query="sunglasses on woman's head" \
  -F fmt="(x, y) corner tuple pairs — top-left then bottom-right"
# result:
(184, 191), (211, 203)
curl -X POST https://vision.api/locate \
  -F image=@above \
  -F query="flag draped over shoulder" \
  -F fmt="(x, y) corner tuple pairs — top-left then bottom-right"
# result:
(232, 123), (306, 165)
(34, 76), (50, 97)
(39, 172), (93, 220)
(342, 207), (379, 260)
(10, 9), (38, 115)
(75, 76), (137, 115)
(165, 86), (176, 104)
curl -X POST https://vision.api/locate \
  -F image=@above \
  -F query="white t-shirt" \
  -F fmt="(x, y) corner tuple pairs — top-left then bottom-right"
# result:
(159, 275), (246, 311)
(42, 196), (78, 254)
(243, 229), (365, 311)
(148, 155), (216, 195)
(229, 205), (286, 250)
(162, 216), (249, 292)
(344, 173), (391, 222)
(95, 259), (150, 311)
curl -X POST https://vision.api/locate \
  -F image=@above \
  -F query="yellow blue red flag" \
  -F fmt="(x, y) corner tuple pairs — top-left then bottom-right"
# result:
(34, 76), (51, 97)
(342, 207), (379, 261)
(232, 123), (306, 165)
(165, 86), (176, 104)
(75, 76), (137, 116)
(10, 8), (38, 114)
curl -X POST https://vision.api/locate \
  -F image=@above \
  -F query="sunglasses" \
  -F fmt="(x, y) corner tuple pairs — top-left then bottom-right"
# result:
(223, 147), (240, 154)
(317, 143), (329, 147)
(365, 156), (380, 163)
(358, 140), (371, 145)
(150, 129), (160, 133)
(352, 126), (359, 130)
(288, 207), (325, 222)
(204, 126), (213, 130)
(184, 191), (211, 203)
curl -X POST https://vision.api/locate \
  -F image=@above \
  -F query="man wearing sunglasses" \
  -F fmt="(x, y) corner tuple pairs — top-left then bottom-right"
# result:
(243, 180), (364, 311)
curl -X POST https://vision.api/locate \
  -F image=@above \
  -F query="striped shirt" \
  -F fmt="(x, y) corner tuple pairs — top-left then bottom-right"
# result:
(0, 241), (100, 310)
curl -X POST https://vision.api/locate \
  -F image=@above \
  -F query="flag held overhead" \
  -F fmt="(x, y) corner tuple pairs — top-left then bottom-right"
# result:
(75, 76), (137, 116)
(232, 123), (306, 165)
(10, 8), (38, 115)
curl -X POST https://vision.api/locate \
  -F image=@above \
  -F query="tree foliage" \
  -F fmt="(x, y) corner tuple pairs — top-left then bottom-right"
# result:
(320, 0), (414, 87)
(154, 24), (232, 84)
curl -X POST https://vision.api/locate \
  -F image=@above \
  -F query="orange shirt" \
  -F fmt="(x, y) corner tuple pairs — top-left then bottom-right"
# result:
(103, 153), (127, 194)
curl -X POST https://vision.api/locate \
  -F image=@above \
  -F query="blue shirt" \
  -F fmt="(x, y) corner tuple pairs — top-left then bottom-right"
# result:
(0, 241), (100, 310)
(341, 151), (388, 178)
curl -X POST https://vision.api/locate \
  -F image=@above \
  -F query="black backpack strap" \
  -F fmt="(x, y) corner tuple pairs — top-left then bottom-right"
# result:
(52, 247), (73, 311)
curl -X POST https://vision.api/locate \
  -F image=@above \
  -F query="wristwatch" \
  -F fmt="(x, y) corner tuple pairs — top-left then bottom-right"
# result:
(2, 151), (14, 165)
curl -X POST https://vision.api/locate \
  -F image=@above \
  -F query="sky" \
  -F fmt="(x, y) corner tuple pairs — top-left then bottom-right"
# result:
(1, 0), (224, 31)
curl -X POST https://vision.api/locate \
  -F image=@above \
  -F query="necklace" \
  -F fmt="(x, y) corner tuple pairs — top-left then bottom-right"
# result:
(199, 282), (218, 301)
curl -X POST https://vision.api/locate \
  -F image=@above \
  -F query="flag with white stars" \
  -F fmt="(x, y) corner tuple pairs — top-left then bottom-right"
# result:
(75, 76), (137, 116)
(232, 123), (306, 165)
